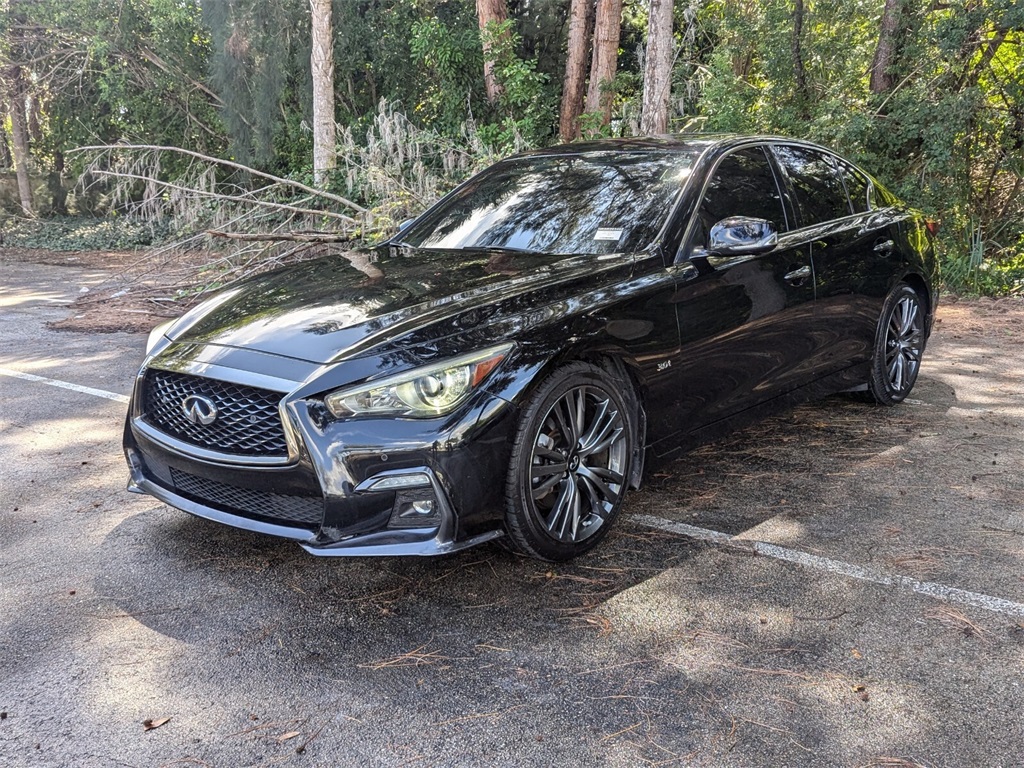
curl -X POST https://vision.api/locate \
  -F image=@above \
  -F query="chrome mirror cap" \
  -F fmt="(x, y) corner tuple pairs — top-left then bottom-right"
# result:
(708, 216), (778, 257)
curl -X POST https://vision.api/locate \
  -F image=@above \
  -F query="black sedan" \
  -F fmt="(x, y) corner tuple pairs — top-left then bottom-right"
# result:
(124, 135), (938, 561)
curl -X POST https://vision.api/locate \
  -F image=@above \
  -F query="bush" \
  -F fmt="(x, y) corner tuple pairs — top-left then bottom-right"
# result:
(0, 215), (173, 252)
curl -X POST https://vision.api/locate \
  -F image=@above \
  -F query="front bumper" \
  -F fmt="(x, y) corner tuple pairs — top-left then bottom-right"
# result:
(126, 458), (504, 556)
(124, 353), (520, 556)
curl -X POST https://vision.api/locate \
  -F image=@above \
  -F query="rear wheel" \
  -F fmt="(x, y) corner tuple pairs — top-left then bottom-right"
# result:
(867, 283), (925, 405)
(504, 362), (634, 561)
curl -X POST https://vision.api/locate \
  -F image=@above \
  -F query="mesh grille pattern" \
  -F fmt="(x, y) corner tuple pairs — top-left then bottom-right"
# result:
(143, 369), (288, 457)
(170, 468), (323, 527)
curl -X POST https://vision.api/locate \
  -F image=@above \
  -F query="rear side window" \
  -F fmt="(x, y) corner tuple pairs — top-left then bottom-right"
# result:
(837, 160), (873, 213)
(691, 146), (788, 249)
(772, 145), (853, 226)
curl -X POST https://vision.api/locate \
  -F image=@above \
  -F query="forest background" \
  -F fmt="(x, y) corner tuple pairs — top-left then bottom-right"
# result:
(1, 0), (1022, 296)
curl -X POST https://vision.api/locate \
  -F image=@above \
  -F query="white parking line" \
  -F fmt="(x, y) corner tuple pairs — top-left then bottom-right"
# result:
(0, 366), (130, 404)
(634, 514), (1024, 618)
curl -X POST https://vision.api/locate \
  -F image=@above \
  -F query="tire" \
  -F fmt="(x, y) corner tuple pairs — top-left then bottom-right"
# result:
(866, 283), (926, 406)
(504, 362), (635, 562)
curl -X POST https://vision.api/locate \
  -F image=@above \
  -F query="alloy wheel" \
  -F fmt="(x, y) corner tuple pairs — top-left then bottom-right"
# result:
(528, 385), (628, 543)
(885, 294), (923, 393)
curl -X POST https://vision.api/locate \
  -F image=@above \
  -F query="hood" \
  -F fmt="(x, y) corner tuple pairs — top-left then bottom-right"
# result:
(165, 246), (631, 365)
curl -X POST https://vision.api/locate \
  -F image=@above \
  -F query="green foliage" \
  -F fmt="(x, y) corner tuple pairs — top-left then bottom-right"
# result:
(992, 250), (1024, 297)
(409, 14), (484, 137)
(203, 0), (299, 169)
(476, 20), (554, 151)
(580, 70), (644, 138)
(1, 215), (172, 251)
(941, 229), (1024, 296)
(5, 0), (223, 182)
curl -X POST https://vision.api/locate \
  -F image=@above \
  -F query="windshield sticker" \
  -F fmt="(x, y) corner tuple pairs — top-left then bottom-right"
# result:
(595, 228), (623, 241)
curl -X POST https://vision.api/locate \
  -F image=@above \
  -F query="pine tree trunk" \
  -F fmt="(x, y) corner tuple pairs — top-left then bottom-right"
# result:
(639, 0), (674, 135)
(790, 0), (810, 117)
(558, 0), (594, 141)
(310, 0), (336, 188)
(0, 101), (11, 168)
(477, 0), (510, 105)
(6, 67), (34, 216)
(49, 151), (67, 216)
(585, 0), (624, 127)
(870, 0), (903, 94)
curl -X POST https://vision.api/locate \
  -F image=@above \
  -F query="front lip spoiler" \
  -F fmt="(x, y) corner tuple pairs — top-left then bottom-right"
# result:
(299, 528), (506, 558)
(127, 474), (507, 557)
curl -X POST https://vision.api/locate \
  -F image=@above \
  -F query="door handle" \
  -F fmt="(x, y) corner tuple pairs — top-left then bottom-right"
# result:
(874, 239), (895, 255)
(784, 265), (812, 284)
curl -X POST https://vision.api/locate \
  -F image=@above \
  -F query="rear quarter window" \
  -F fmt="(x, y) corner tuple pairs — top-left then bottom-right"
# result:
(837, 161), (873, 214)
(873, 182), (903, 208)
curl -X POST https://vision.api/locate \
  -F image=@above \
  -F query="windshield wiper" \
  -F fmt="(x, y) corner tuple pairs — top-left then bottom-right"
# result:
(479, 245), (536, 254)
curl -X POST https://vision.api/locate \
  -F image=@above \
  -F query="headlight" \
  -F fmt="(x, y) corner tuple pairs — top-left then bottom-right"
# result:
(324, 343), (514, 418)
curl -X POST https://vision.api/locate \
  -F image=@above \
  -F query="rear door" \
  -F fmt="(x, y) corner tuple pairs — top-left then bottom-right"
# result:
(666, 145), (818, 435)
(770, 144), (894, 373)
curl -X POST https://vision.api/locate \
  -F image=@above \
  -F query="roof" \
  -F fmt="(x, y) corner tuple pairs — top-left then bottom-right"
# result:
(521, 135), (736, 157)
(517, 133), (838, 160)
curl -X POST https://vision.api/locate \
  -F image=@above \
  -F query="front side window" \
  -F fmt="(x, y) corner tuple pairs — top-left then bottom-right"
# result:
(691, 146), (787, 250)
(772, 145), (853, 227)
(400, 150), (700, 256)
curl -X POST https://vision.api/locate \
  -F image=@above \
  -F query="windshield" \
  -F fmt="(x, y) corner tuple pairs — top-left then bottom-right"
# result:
(399, 150), (699, 255)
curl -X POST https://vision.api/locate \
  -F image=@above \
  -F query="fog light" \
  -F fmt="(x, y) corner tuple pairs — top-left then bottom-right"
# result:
(397, 499), (435, 521)
(407, 500), (434, 516)
(389, 494), (441, 528)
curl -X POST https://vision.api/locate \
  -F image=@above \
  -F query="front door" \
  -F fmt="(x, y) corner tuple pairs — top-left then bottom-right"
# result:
(666, 145), (817, 436)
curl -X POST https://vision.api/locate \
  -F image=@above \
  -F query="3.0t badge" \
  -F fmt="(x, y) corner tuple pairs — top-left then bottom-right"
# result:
(181, 394), (218, 426)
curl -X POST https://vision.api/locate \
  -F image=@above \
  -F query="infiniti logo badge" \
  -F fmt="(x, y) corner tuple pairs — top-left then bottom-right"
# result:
(181, 394), (218, 426)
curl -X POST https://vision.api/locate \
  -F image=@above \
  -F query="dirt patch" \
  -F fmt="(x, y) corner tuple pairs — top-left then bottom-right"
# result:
(8, 243), (333, 334)
(3, 245), (225, 333)
(2, 246), (141, 271)
(936, 294), (1024, 341)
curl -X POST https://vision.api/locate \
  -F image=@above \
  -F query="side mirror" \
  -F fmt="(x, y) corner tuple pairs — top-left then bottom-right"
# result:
(707, 217), (778, 257)
(397, 218), (415, 234)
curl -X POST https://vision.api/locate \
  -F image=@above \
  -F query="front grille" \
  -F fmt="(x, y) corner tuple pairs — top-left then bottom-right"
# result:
(143, 369), (288, 457)
(170, 467), (323, 527)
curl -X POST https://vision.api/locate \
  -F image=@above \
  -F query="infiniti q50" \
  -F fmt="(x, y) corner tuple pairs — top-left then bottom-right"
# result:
(124, 136), (937, 561)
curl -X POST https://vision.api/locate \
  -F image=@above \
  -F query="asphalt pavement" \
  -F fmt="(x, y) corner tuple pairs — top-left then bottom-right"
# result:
(2, 256), (1023, 768)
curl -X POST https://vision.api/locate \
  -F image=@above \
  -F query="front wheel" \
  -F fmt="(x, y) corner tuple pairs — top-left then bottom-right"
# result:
(867, 283), (925, 405)
(504, 362), (635, 562)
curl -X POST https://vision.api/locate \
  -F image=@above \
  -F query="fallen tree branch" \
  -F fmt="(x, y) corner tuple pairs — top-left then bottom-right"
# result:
(206, 229), (352, 243)
(69, 143), (369, 215)
(88, 169), (357, 224)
